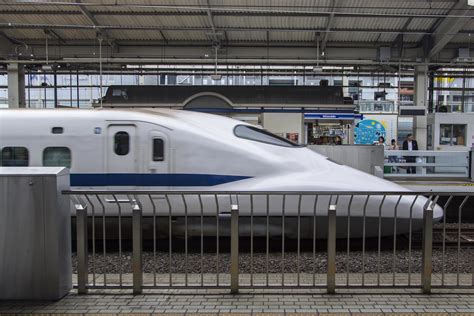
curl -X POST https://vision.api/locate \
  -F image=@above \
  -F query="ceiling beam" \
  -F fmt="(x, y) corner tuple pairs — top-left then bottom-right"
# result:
(76, 0), (116, 49)
(204, 0), (224, 44)
(321, 0), (336, 53)
(427, 0), (472, 59)
(0, 8), (467, 19)
(0, 23), (456, 35)
(158, 30), (168, 44)
(391, 17), (414, 56)
(44, 29), (66, 44)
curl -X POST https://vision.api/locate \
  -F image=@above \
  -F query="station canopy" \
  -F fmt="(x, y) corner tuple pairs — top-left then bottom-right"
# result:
(0, 0), (473, 67)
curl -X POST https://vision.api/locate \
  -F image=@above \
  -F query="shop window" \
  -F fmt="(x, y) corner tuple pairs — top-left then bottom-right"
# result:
(43, 147), (71, 168)
(439, 124), (466, 146)
(114, 131), (129, 155)
(153, 138), (164, 161)
(1, 147), (29, 166)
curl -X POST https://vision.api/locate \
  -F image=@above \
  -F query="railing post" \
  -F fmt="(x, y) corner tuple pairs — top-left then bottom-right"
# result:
(470, 147), (473, 182)
(327, 204), (337, 294)
(421, 204), (434, 294)
(76, 203), (88, 295)
(132, 199), (143, 295)
(230, 204), (239, 294)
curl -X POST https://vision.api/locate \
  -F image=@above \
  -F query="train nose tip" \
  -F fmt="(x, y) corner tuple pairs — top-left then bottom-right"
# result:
(433, 204), (444, 222)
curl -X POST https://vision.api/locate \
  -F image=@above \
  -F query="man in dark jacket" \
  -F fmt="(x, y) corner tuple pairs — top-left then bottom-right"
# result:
(402, 134), (418, 174)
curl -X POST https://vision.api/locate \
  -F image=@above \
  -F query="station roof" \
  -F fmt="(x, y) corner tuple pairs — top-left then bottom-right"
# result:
(0, 1), (473, 65)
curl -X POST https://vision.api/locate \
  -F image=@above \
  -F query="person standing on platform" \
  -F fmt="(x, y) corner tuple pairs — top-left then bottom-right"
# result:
(388, 139), (399, 173)
(402, 134), (418, 174)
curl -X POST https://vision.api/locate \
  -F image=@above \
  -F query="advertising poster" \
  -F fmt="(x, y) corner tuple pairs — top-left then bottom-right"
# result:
(354, 115), (398, 145)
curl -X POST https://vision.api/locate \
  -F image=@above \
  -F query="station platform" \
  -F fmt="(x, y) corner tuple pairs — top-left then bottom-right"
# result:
(2, 288), (474, 314)
(395, 180), (474, 193)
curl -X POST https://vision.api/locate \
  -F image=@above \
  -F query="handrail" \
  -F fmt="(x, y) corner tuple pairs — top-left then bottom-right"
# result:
(63, 190), (474, 196)
(383, 150), (470, 179)
(68, 190), (472, 295)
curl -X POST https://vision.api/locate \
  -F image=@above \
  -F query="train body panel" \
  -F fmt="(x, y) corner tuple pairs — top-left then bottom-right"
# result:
(0, 108), (443, 237)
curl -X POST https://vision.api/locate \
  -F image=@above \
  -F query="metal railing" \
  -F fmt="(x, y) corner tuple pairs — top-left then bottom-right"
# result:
(64, 190), (474, 294)
(435, 102), (474, 113)
(384, 150), (471, 179)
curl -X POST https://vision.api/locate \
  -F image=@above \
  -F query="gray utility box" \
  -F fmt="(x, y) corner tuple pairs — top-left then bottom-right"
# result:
(0, 167), (71, 300)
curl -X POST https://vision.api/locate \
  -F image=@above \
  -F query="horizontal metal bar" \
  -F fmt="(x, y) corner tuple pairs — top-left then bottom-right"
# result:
(384, 174), (469, 178)
(384, 163), (469, 167)
(63, 190), (474, 196)
(385, 150), (470, 157)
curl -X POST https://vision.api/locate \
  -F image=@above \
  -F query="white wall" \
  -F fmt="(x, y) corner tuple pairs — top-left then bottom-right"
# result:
(262, 113), (304, 144)
(428, 113), (474, 151)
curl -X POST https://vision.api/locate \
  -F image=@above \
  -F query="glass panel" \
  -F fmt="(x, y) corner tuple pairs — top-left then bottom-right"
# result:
(114, 131), (129, 155)
(234, 125), (299, 147)
(153, 138), (164, 161)
(453, 125), (466, 145)
(43, 147), (71, 168)
(439, 124), (452, 145)
(1, 147), (29, 166)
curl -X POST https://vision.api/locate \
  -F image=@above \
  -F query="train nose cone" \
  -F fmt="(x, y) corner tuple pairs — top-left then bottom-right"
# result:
(433, 204), (444, 222)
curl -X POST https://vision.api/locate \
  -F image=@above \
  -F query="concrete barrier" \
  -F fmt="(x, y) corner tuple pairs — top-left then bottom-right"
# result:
(0, 167), (71, 300)
(308, 145), (384, 175)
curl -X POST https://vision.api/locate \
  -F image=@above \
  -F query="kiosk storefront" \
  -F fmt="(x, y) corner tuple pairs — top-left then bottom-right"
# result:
(304, 113), (362, 145)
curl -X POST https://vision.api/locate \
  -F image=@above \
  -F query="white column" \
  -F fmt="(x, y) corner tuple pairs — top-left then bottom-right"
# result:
(7, 63), (25, 108)
(414, 65), (428, 150)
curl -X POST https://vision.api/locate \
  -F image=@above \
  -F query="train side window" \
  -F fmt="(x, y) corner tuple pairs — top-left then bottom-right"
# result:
(1, 147), (29, 166)
(43, 147), (71, 168)
(153, 138), (164, 161)
(234, 125), (300, 147)
(114, 131), (129, 156)
(51, 127), (64, 134)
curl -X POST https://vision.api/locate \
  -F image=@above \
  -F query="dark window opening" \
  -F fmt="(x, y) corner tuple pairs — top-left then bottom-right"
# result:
(1, 147), (29, 166)
(114, 131), (130, 155)
(43, 147), (71, 168)
(234, 125), (300, 147)
(52, 127), (64, 134)
(153, 138), (165, 161)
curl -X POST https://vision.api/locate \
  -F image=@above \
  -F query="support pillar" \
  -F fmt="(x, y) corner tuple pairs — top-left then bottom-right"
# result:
(414, 65), (428, 150)
(7, 63), (25, 108)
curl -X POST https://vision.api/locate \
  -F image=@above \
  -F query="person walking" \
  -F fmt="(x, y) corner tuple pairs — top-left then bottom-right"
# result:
(402, 134), (418, 174)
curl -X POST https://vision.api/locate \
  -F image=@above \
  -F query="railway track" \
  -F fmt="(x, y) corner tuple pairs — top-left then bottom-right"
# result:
(431, 226), (474, 247)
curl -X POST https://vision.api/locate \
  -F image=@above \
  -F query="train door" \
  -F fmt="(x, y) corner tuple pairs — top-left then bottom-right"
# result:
(107, 125), (138, 175)
(148, 130), (170, 175)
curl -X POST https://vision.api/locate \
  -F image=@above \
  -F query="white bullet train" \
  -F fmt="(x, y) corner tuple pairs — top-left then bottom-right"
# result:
(0, 108), (442, 238)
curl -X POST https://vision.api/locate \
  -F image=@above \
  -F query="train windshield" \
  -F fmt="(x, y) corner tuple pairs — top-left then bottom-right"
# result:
(234, 125), (300, 147)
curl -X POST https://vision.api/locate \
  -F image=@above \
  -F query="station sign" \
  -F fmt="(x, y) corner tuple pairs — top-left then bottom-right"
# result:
(304, 113), (363, 120)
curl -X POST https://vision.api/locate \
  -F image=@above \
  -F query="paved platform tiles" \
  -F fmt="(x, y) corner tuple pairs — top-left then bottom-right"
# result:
(73, 273), (473, 288)
(2, 289), (474, 314)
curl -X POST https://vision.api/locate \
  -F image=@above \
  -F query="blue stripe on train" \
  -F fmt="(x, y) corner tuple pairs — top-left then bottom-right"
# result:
(70, 173), (251, 187)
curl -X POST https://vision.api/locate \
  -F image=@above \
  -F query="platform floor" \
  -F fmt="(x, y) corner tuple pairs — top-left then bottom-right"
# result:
(395, 180), (474, 192)
(2, 273), (474, 316)
(2, 289), (474, 314)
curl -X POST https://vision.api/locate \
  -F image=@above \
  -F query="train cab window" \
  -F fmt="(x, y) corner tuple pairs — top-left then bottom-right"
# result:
(234, 125), (300, 147)
(1, 147), (29, 166)
(153, 138), (164, 161)
(114, 131), (129, 155)
(51, 127), (64, 134)
(43, 147), (71, 168)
